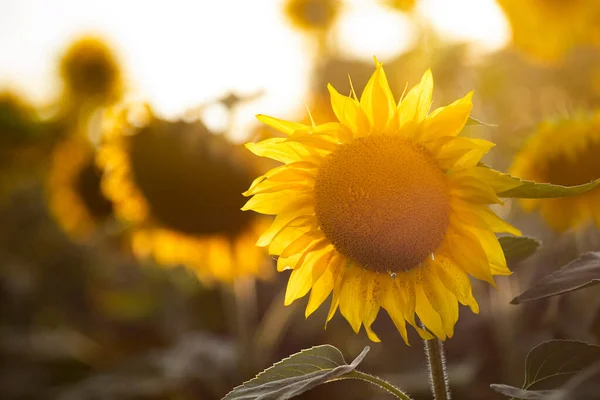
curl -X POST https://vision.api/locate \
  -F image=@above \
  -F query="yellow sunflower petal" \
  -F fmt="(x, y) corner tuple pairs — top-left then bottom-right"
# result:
(306, 266), (335, 318)
(328, 84), (370, 136)
(284, 245), (333, 305)
(397, 69), (434, 126)
(421, 91), (473, 142)
(415, 280), (446, 340)
(380, 277), (409, 344)
(451, 198), (521, 236)
(338, 266), (370, 333)
(434, 256), (479, 313)
(256, 114), (308, 136)
(359, 59), (396, 134)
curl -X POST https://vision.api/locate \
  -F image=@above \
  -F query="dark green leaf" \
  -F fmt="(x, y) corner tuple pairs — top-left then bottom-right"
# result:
(490, 384), (554, 399)
(223, 345), (369, 400)
(522, 340), (600, 391)
(552, 362), (600, 400)
(511, 252), (600, 304)
(499, 236), (540, 267)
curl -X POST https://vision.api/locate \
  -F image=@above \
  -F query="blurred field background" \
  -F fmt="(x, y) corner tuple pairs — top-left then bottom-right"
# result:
(2, 0), (600, 399)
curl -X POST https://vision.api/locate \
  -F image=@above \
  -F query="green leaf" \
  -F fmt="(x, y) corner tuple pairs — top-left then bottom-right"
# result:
(499, 236), (540, 268)
(465, 116), (497, 127)
(511, 252), (600, 304)
(552, 362), (600, 400)
(522, 340), (600, 391)
(490, 384), (554, 399)
(497, 176), (600, 199)
(223, 345), (370, 400)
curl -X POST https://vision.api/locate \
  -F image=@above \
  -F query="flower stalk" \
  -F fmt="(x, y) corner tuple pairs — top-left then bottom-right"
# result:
(423, 334), (451, 400)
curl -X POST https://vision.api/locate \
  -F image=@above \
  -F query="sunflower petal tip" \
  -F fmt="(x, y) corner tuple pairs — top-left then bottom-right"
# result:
(372, 55), (382, 67)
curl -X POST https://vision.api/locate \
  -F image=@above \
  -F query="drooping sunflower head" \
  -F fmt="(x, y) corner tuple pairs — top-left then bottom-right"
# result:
(284, 0), (340, 34)
(497, 0), (600, 62)
(47, 139), (113, 240)
(59, 36), (123, 106)
(243, 59), (522, 343)
(98, 104), (270, 282)
(511, 114), (600, 232)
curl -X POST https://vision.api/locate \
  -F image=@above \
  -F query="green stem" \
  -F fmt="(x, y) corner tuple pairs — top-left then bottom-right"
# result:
(422, 336), (451, 400)
(342, 371), (413, 400)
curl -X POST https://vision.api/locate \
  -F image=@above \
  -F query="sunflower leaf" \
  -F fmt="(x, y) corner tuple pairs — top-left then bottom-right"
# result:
(551, 362), (600, 400)
(499, 236), (540, 268)
(465, 116), (497, 127)
(490, 384), (554, 399)
(496, 174), (600, 199)
(222, 345), (370, 400)
(522, 340), (600, 391)
(511, 252), (600, 304)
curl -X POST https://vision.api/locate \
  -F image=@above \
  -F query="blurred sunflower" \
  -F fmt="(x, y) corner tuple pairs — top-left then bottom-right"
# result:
(284, 0), (340, 35)
(0, 91), (45, 197)
(59, 36), (123, 117)
(98, 105), (270, 282)
(243, 60), (523, 343)
(511, 115), (600, 232)
(47, 138), (113, 240)
(385, 0), (416, 13)
(497, 0), (600, 62)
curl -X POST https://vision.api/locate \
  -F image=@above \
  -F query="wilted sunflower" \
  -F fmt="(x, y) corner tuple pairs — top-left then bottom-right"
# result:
(511, 115), (600, 232)
(98, 105), (270, 282)
(47, 138), (113, 240)
(243, 60), (522, 343)
(284, 0), (340, 34)
(59, 36), (123, 111)
(497, 0), (600, 62)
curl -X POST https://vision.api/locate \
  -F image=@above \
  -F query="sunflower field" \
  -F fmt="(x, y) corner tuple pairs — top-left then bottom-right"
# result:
(2, 1), (600, 399)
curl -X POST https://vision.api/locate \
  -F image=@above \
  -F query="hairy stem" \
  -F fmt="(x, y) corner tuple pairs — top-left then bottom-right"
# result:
(422, 334), (451, 400)
(342, 371), (413, 400)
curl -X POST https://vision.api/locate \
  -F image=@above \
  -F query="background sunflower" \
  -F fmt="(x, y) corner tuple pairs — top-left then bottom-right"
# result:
(98, 104), (270, 282)
(511, 114), (600, 232)
(47, 138), (113, 240)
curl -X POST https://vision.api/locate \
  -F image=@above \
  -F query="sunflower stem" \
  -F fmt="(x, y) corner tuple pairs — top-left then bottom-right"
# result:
(421, 331), (451, 400)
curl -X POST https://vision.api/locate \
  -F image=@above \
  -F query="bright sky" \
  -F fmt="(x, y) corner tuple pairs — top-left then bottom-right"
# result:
(0, 0), (509, 140)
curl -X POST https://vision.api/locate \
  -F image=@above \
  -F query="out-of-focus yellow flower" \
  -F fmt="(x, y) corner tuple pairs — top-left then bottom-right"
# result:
(243, 60), (522, 343)
(284, 0), (340, 34)
(59, 36), (123, 110)
(47, 139), (113, 240)
(97, 104), (270, 283)
(497, 0), (600, 62)
(386, 0), (416, 13)
(511, 114), (600, 232)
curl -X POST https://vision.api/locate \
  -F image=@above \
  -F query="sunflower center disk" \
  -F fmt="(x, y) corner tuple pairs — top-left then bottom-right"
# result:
(314, 136), (451, 273)
(128, 121), (254, 237)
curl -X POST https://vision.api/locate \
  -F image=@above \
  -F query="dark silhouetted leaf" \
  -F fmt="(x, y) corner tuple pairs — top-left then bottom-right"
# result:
(223, 345), (369, 400)
(511, 252), (600, 304)
(552, 362), (600, 400)
(490, 384), (554, 399)
(499, 236), (540, 267)
(522, 340), (600, 391)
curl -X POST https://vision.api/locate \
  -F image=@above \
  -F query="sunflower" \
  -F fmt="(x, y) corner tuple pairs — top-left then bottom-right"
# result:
(497, 0), (600, 62)
(47, 138), (114, 240)
(59, 36), (123, 113)
(284, 0), (340, 34)
(98, 104), (270, 282)
(510, 114), (600, 232)
(243, 60), (523, 343)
